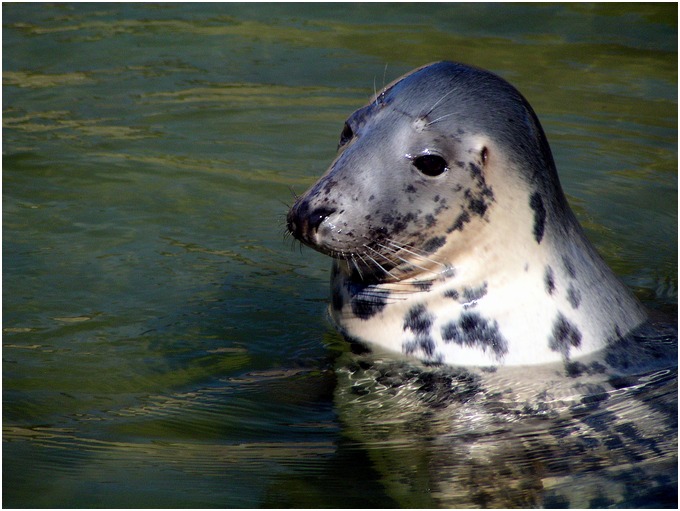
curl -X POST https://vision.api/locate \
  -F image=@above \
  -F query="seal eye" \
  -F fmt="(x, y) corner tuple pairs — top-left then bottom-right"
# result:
(414, 154), (448, 177)
(338, 123), (353, 148)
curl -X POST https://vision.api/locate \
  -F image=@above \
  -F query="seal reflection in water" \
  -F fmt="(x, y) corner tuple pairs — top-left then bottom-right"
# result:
(287, 62), (676, 507)
(288, 61), (646, 368)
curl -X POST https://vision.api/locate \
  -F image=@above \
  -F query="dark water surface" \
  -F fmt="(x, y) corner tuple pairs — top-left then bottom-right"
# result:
(3, 3), (677, 508)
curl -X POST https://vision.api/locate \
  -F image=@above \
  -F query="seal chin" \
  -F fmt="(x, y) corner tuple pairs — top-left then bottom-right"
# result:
(311, 238), (400, 278)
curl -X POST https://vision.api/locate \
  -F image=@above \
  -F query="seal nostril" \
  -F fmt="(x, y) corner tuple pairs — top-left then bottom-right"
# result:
(287, 202), (336, 244)
(309, 207), (336, 232)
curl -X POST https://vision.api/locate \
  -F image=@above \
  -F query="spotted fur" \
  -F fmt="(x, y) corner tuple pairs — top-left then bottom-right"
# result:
(287, 61), (648, 367)
(288, 60), (675, 509)
(529, 191), (546, 243)
(334, 320), (676, 508)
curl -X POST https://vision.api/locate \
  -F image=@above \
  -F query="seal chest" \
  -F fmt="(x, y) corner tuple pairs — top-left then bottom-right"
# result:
(287, 61), (647, 367)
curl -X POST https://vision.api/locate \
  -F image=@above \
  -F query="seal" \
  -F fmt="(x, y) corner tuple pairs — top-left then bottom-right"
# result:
(287, 61), (648, 367)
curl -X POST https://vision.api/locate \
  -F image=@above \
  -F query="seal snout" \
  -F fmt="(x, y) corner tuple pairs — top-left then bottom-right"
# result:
(287, 200), (336, 248)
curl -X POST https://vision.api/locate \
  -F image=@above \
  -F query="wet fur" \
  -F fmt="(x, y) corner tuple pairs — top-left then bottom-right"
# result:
(287, 61), (647, 368)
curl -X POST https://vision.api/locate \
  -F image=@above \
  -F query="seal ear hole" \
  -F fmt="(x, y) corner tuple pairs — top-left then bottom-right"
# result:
(481, 147), (489, 166)
(414, 154), (448, 177)
(338, 123), (353, 148)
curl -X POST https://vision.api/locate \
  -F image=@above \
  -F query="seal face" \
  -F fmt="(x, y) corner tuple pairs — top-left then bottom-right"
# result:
(287, 61), (647, 367)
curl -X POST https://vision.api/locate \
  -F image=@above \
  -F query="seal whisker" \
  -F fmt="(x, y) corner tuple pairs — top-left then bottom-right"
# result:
(423, 88), (457, 117)
(388, 238), (441, 259)
(386, 240), (449, 268)
(376, 245), (443, 278)
(373, 75), (377, 106)
(381, 62), (389, 92)
(425, 111), (458, 127)
(365, 254), (395, 278)
(362, 247), (400, 280)
(357, 251), (390, 281)
(350, 254), (365, 281)
(343, 259), (353, 275)
(372, 63), (390, 107)
(374, 242), (435, 274)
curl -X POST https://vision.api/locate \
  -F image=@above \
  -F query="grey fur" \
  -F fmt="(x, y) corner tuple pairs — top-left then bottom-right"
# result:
(287, 61), (647, 367)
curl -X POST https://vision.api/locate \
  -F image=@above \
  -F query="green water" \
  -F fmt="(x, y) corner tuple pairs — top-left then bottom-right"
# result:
(3, 3), (677, 508)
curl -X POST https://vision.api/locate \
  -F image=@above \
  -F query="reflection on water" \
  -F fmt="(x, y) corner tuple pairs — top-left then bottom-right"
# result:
(335, 319), (677, 508)
(3, 3), (677, 508)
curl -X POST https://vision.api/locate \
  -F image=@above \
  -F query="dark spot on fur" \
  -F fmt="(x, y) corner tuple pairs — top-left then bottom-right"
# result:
(529, 192), (546, 244)
(614, 422), (663, 455)
(567, 360), (608, 378)
(425, 214), (436, 228)
(405, 184), (417, 193)
(563, 256), (576, 278)
(434, 198), (449, 216)
(588, 361), (607, 374)
(567, 285), (582, 309)
(462, 282), (488, 303)
(467, 196), (488, 216)
(403, 336), (437, 358)
(322, 178), (338, 195)
(348, 283), (389, 319)
(549, 313), (582, 358)
(331, 270), (345, 311)
(332, 290), (344, 311)
(351, 297), (385, 319)
(441, 312), (508, 358)
(579, 386), (610, 407)
(565, 361), (587, 377)
(545, 266), (556, 295)
(413, 369), (481, 407)
(422, 236), (446, 254)
(579, 410), (618, 433)
(413, 280), (433, 291)
(403, 304), (434, 335)
(448, 210), (470, 233)
(444, 289), (459, 300)
(390, 211), (418, 235)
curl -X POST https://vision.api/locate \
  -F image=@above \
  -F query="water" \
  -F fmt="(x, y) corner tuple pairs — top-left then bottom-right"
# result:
(3, 3), (677, 508)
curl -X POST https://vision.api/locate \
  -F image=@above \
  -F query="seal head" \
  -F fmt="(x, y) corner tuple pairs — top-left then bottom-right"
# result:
(287, 61), (647, 367)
